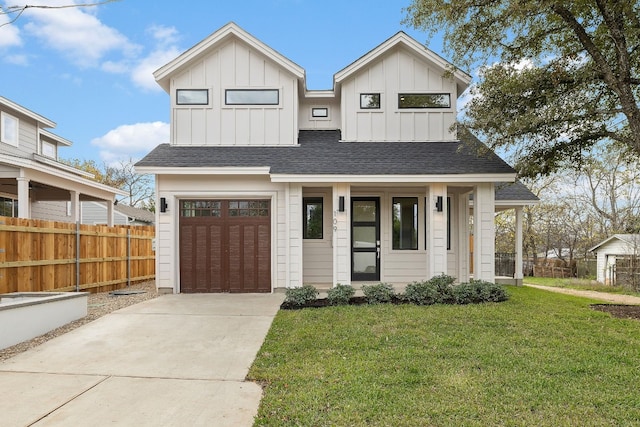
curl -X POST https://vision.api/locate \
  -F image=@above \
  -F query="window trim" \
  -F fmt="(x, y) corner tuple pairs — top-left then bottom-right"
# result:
(392, 197), (418, 251)
(360, 93), (381, 109)
(398, 93), (451, 109)
(176, 89), (210, 106)
(1, 111), (19, 147)
(225, 88), (280, 106)
(303, 197), (324, 240)
(311, 107), (329, 119)
(41, 140), (57, 159)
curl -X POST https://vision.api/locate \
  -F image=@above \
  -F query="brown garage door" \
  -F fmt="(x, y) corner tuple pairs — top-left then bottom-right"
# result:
(179, 200), (271, 293)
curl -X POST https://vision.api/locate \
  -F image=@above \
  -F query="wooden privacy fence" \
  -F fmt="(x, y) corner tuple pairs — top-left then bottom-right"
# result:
(0, 216), (155, 294)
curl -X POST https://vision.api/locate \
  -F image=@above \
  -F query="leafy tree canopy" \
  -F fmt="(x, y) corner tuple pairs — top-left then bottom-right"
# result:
(404, 0), (640, 177)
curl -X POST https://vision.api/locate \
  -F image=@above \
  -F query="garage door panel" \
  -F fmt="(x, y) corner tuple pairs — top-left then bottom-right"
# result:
(179, 200), (271, 293)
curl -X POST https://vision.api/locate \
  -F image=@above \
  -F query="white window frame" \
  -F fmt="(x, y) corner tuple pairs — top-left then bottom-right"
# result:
(41, 140), (57, 159)
(1, 111), (19, 147)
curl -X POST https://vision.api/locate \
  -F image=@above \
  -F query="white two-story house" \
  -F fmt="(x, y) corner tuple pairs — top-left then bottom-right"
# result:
(136, 23), (536, 293)
(0, 97), (126, 224)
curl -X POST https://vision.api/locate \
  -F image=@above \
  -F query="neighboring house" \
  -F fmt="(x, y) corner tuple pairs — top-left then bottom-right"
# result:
(0, 97), (127, 225)
(590, 234), (640, 284)
(136, 22), (537, 293)
(81, 202), (155, 225)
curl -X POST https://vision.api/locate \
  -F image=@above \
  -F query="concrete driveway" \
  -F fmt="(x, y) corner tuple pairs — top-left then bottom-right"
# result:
(0, 293), (284, 426)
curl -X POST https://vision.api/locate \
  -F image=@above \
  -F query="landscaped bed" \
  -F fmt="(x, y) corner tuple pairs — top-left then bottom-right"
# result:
(249, 285), (640, 426)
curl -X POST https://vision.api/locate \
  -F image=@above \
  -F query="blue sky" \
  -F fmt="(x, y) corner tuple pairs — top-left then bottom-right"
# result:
(0, 0), (452, 165)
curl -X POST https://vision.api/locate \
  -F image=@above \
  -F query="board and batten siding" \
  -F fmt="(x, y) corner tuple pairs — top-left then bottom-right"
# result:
(154, 174), (296, 292)
(170, 38), (298, 146)
(341, 46), (458, 142)
(302, 189), (334, 284)
(298, 98), (341, 130)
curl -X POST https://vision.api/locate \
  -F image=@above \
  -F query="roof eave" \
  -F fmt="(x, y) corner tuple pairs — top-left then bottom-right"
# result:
(154, 22), (305, 93)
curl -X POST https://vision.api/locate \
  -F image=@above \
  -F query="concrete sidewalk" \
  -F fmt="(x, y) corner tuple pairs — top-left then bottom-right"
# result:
(0, 293), (284, 426)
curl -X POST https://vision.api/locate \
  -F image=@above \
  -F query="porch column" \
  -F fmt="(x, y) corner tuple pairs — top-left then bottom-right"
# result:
(332, 183), (351, 285)
(106, 200), (115, 226)
(69, 190), (80, 223)
(473, 183), (496, 282)
(514, 206), (524, 285)
(427, 183), (447, 278)
(16, 177), (30, 218)
(286, 183), (303, 288)
(457, 192), (471, 282)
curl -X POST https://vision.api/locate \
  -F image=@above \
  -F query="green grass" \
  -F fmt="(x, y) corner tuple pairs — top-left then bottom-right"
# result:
(524, 276), (640, 296)
(249, 286), (640, 426)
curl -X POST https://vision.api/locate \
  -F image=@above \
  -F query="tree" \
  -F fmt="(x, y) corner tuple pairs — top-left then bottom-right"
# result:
(404, 1), (640, 177)
(64, 158), (154, 207)
(0, 1), (120, 27)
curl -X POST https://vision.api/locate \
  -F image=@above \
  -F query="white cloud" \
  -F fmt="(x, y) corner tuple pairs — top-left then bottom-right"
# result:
(91, 121), (169, 163)
(21, 0), (140, 68)
(0, 11), (23, 48)
(129, 25), (181, 91)
(4, 53), (28, 65)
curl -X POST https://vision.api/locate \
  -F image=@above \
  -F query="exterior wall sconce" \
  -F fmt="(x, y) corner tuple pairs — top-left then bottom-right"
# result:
(434, 196), (443, 212)
(160, 197), (168, 213)
(338, 196), (345, 212)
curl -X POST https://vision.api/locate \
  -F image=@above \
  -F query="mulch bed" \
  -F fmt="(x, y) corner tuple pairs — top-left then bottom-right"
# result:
(591, 304), (640, 320)
(281, 296), (405, 310)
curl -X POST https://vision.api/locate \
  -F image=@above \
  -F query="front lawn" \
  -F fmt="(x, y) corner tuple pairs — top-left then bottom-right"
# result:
(249, 286), (640, 426)
(524, 276), (640, 296)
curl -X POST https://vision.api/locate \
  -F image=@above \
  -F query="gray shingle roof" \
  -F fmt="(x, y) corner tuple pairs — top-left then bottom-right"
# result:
(136, 130), (516, 176)
(114, 204), (155, 223)
(495, 181), (539, 201)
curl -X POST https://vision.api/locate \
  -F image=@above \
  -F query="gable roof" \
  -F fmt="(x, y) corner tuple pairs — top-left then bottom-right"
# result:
(136, 130), (516, 182)
(0, 96), (56, 128)
(589, 234), (640, 253)
(114, 204), (155, 224)
(333, 32), (472, 95)
(154, 22), (305, 92)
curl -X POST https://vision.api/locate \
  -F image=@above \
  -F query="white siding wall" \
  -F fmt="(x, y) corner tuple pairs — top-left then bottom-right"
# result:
(298, 97), (341, 130)
(30, 201), (70, 222)
(341, 47), (458, 142)
(155, 174), (288, 293)
(473, 183), (495, 281)
(1, 109), (39, 158)
(302, 188), (333, 284)
(594, 238), (640, 284)
(333, 183), (351, 284)
(81, 201), (128, 225)
(170, 39), (298, 146)
(287, 183), (303, 287)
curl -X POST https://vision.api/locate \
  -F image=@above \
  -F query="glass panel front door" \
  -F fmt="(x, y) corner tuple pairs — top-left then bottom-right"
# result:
(351, 197), (380, 281)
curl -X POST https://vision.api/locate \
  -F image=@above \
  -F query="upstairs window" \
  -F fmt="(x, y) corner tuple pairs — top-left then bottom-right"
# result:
(393, 197), (418, 250)
(303, 197), (323, 239)
(311, 107), (328, 118)
(176, 89), (209, 105)
(1, 112), (19, 147)
(225, 89), (279, 105)
(360, 93), (381, 109)
(41, 140), (56, 158)
(398, 93), (451, 109)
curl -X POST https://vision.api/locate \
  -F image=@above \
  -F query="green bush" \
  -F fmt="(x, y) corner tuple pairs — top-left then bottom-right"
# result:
(362, 282), (396, 304)
(327, 283), (355, 305)
(403, 280), (439, 305)
(452, 280), (508, 304)
(284, 284), (319, 306)
(428, 274), (456, 303)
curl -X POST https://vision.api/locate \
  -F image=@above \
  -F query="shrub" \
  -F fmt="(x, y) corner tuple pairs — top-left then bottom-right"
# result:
(362, 282), (396, 304)
(428, 274), (456, 303)
(284, 284), (319, 306)
(452, 280), (508, 304)
(403, 280), (439, 305)
(327, 283), (355, 306)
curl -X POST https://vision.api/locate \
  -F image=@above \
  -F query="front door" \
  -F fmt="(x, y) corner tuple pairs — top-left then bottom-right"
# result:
(351, 197), (380, 281)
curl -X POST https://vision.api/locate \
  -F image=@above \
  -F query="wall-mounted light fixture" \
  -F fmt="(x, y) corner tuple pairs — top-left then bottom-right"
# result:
(434, 196), (443, 212)
(338, 196), (345, 212)
(160, 197), (168, 213)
